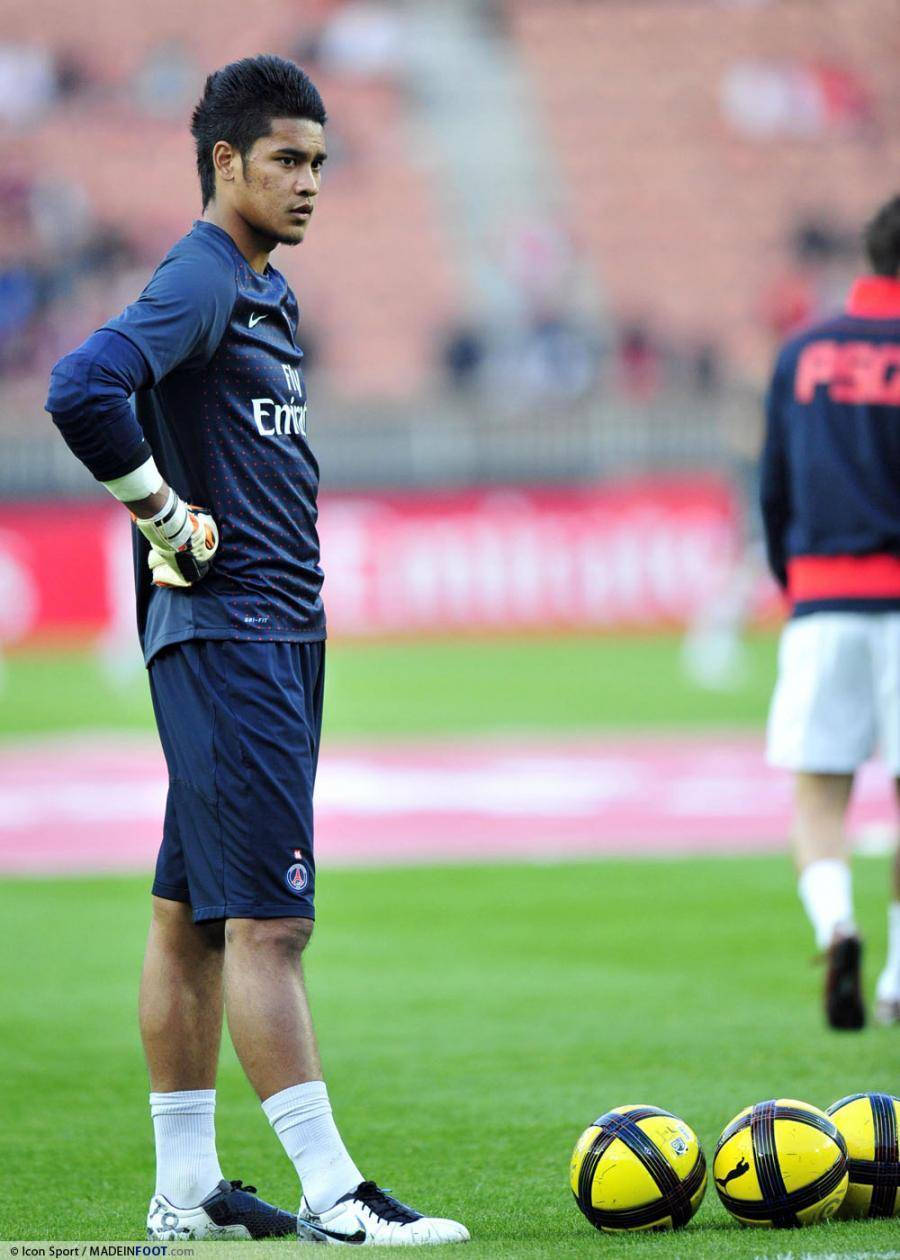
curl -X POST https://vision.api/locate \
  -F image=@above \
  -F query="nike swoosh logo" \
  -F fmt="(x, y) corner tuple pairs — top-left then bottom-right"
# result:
(249, 313), (268, 327)
(302, 1222), (366, 1244)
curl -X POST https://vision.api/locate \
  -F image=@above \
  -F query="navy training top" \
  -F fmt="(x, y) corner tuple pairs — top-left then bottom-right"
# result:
(48, 220), (325, 663)
(760, 274), (900, 616)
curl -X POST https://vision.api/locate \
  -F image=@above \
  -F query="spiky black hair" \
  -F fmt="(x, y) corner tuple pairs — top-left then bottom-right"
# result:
(191, 54), (326, 208)
(864, 195), (900, 277)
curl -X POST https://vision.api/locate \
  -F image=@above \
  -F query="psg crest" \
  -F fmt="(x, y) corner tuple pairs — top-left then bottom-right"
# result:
(285, 860), (309, 894)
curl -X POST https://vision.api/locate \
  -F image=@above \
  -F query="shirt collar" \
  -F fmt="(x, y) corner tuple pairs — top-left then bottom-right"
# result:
(846, 275), (900, 317)
(193, 220), (274, 280)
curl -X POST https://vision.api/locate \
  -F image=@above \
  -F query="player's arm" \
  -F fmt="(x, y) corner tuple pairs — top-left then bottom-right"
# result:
(46, 252), (235, 585)
(46, 328), (217, 587)
(759, 351), (791, 590)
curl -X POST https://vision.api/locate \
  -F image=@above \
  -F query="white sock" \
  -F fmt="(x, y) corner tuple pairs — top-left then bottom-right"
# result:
(262, 1080), (362, 1214)
(798, 859), (856, 950)
(876, 901), (900, 999)
(150, 1090), (224, 1208)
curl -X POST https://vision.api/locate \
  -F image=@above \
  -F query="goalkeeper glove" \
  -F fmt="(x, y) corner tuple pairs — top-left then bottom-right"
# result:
(134, 487), (219, 588)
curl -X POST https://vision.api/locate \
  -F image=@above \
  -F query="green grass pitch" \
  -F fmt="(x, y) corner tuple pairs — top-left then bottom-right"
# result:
(0, 631), (779, 738)
(0, 859), (895, 1255)
(1, 633), (897, 1256)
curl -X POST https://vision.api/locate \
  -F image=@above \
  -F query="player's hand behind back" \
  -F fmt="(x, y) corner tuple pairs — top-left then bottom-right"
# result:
(134, 489), (219, 588)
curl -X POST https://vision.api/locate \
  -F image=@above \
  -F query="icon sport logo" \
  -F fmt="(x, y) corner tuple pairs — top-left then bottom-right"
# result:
(249, 312), (269, 327)
(285, 860), (309, 894)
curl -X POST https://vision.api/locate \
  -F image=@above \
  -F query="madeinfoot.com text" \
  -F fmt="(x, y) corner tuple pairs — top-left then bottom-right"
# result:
(4, 1248), (194, 1258)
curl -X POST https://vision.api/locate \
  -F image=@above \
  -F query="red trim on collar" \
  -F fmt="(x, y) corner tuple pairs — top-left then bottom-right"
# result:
(846, 276), (900, 317)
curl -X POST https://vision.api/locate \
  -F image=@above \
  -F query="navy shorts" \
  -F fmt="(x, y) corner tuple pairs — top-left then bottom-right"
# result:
(148, 639), (324, 922)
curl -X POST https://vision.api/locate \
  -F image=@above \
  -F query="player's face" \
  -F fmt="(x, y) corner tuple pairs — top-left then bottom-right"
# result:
(236, 118), (327, 247)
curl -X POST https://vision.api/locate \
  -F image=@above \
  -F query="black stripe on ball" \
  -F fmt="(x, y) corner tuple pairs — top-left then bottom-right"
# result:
(575, 1127), (617, 1228)
(751, 1101), (796, 1228)
(585, 1198), (678, 1230)
(683, 1149), (708, 1201)
(848, 1157), (900, 1188)
(870, 1093), (899, 1218)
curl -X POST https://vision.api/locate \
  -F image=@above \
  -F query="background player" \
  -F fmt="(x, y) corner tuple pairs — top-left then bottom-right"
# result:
(45, 54), (469, 1246)
(761, 193), (900, 1031)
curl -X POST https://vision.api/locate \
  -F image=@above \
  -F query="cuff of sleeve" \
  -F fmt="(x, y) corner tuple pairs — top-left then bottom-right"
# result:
(102, 453), (163, 502)
(84, 436), (153, 483)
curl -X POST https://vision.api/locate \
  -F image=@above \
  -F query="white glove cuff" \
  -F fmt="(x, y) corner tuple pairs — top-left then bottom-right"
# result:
(150, 489), (194, 550)
(102, 455), (164, 503)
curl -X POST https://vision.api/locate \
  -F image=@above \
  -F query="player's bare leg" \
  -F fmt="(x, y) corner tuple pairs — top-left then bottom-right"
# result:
(222, 917), (322, 1093)
(140, 897), (231, 1227)
(793, 771), (854, 872)
(140, 897), (225, 1090)
(793, 771), (864, 1029)
(875, 792), (900, 1023)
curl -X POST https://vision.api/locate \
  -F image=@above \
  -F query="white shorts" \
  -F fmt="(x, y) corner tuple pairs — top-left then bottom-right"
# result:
(766, 612), (900, 774)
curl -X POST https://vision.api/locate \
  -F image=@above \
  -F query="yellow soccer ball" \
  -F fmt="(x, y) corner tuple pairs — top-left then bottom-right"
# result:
(713, 1098), (848, 1228)
(827, 1092), (900, 1218)
(570, 1104), (707, 1232)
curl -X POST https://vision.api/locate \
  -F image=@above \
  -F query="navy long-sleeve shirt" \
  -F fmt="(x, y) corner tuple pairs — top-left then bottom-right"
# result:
(760, 274), (900, 615)
(47, 329), (153, 480)
(46, 220), (326, 663)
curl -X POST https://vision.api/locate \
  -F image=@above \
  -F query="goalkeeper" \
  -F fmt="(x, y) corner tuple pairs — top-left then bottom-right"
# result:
(45, 54), (468, 1248)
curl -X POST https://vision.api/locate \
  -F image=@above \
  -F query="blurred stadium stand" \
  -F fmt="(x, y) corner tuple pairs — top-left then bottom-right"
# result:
(1, 0), (899, 495)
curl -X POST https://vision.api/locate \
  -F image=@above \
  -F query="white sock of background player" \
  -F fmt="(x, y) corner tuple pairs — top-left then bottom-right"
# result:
(798, 858), (857, 950)
(150, 1090), (224, 1207)
(875, 901), (900, 1000)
